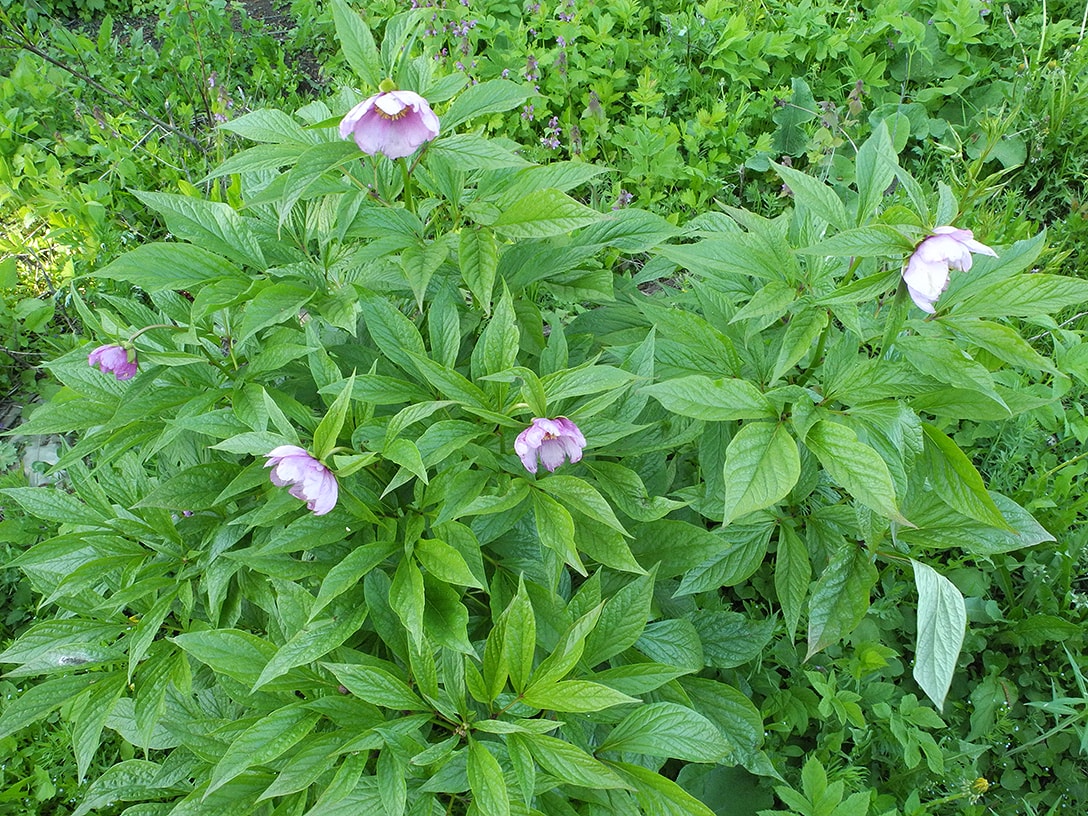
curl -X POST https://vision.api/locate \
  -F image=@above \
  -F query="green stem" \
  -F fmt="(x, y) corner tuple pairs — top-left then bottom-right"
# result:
(399, 158), (416, 214)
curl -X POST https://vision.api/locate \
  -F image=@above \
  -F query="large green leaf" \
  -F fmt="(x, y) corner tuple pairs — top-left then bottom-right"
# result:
(493, 188), (602, 239)
(721, 422), (800, 525)
(468, 741), (511, 816)
(443, 79), (533, 130)
(920, 424), (1009, 529)
(93, 243), (242, 291)
(207, 707), (321, 795)
(132, 191), (265, 269)
(804, 419), (907, 524)
(806, 545), (878, 659)
(912, 560), (966, 712)
(331, 0), (382, 89)
(600, 702), (730, 761)
(643, 376), (774, 421)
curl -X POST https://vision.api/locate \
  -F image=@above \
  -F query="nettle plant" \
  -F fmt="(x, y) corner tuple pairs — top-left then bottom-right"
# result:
(3, 3), (1087, 814)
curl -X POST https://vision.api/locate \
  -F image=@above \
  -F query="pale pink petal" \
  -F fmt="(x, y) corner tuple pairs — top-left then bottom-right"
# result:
(375, 94), (409, 117)
(558, 434), (584, 464)
(267, 445), (309, 460)
(538, 439), (567, 472)
(339, 96), (377, 139)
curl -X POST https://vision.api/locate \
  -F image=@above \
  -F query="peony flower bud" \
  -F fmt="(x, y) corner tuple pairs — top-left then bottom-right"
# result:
(514, 417), (586, 474)
(902, 226), (997, 313)
(264, 445), (339, 516)
(339, 88), (440, 160)
(88, 344), (138, 381)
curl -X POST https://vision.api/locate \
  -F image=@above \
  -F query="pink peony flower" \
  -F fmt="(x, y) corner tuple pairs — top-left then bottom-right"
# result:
(339, 89), (440, 160)
(88, 344), (138, 381)
(264, 445), (339, 515)
(903, 226), (997, 313)
(514, 417), (586, 474)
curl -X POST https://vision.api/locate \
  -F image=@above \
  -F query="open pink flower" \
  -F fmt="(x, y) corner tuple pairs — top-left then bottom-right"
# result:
(339, 89), (440, 160)
(88, 344), (138, 381)
(265, 445), (338, 515)
(903, 226), (997, 313)
(515, 417), (586, 474)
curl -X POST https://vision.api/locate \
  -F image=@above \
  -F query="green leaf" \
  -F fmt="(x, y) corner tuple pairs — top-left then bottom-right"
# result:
(691, 611), (775, 669)
(541, 363), (638, 402)
(804, 419), (906, 524)
(771, 161), (850, 231)
(521, 733), (629, 789)
(532, 491), (585, 575)
(279, 141), (360, 224)
(796, 224), (916, 257)
(771, 309), (828, 384)
(202, 143), (306, 180)
(132, 191), (265, 269)
(401, 236), (451, 310)
(920, 424), (1009, 529)
(0, 674), (96, 740)
(0, 487), (106, 526)
(207, 707), (321, 796)
(443, 79), (532, 130)
(493, 188), (602, 239)
(806, 545), (878, 659)
(953, 273), (1088, 319)
(774, 526), (810, 640)
(92, 243), (242, 291)
(459, 227), (499, 314)
(896, 336), (1006, 409)
(70, 672), (126, 783)
(136, 463), (240, 511)
(390, 556), (426, 647)
(643, 376), (774, 421)
(635, 619), (705, 672)
(522, 680), (639, 712)
(405, 352), (489, 407)
(415, 538), (483, 588)
(940, 317), (1057, 373)
(502, 578), (536, 694)
(474, 284), (519, 378)
(897, 490), (1054, 555)
(70, 760), (162, 816)
(600, 702), (730, 761)
(673, 521), (771, 596)
(356, 293), (424, 374)
(587, 462), (687, 522)
(591, 663), (694, 696)
(616, 761), (718, 816)
(174, 630), (275, 686)
(535, 476), (628, 536)
(532, 604), (604, 687)
(323, 663), (428, 710)
(468, 741), (511, 816)
(721, 422), (800, 526)
(854, 120), (898, 222)
(238, 281), (314, 345)
(429, 134), (530, 170)
(219, 108), (316, 145)
(0, 256), (18, 288)
(311, 542), (398, 620)
(585, 569), (656, 664)
(912, 560), (966, 712)
(313, 372), (356, 460)
(331, 0), (382, 89)
(253, 603), (369, 690)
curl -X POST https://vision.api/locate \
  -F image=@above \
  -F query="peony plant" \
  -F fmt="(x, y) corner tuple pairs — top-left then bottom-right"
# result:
(1, 4), (1084, 815)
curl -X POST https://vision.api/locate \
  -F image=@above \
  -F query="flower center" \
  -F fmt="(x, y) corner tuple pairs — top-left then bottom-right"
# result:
(542, 432), (557, 441)
(377, 108), (409, 121)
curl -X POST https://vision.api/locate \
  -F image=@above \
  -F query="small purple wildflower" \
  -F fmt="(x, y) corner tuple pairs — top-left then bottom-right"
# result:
(612, 189), (634, 210)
